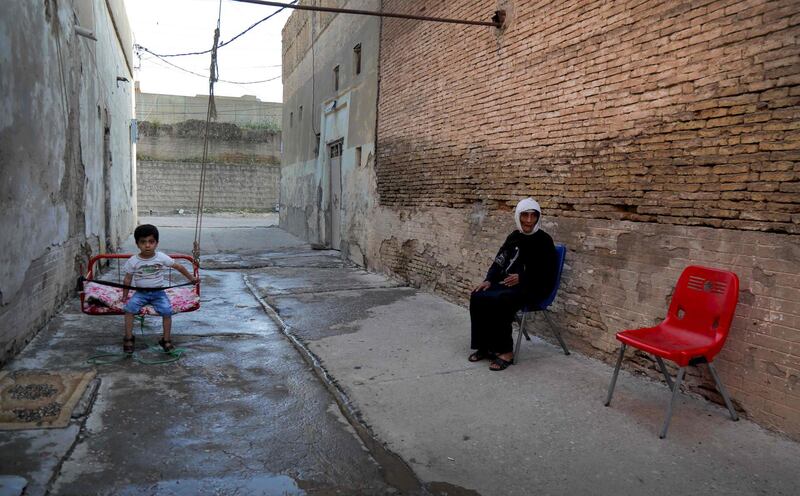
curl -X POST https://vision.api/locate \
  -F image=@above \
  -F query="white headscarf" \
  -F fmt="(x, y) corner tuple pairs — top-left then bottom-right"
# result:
(514, 197), (541, 235)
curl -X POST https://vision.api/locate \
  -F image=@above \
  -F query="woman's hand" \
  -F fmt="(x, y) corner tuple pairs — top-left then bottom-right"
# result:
(501, 274), (520, 287)
(472, 281), (491, 293)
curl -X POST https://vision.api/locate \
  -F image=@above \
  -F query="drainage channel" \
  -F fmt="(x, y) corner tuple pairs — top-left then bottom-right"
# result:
(242, 274), (480, 496)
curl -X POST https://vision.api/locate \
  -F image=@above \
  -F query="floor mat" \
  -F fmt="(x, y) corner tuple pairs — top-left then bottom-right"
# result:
(0, 369), (96, 430)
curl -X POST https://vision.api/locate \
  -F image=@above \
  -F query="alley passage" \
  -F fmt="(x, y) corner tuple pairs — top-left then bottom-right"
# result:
(2, 215), (799, 496)
(0, 216), (409, 496)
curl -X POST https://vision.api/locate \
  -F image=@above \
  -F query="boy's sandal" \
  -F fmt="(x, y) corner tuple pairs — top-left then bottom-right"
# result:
(468, 350), (495, 362)
(489, 356), (514, 371)
(123, 336), (135, 354)
(158, 338), (175, 353)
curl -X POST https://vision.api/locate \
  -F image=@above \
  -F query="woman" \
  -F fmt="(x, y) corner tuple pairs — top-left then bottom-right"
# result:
(469, 198), (558, 371)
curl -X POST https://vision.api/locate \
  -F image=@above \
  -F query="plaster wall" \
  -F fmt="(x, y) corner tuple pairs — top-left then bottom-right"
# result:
(0, 0), (135, 365)
(280, 0), (380, 251)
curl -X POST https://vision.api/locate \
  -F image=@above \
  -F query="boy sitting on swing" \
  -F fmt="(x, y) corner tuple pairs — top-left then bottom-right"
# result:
(118, 224), (197, 354)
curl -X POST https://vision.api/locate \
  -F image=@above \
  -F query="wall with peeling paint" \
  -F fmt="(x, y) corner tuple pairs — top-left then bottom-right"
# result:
(0, 0), (135, 365)
(280, 0), (380, 251)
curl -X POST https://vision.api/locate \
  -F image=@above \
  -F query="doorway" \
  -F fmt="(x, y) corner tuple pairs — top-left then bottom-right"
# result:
(327, 140), (343, 250)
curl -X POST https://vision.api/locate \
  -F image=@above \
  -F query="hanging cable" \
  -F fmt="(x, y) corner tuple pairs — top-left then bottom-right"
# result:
(193, 0), (223, 264)
(141, 52), (280, 84)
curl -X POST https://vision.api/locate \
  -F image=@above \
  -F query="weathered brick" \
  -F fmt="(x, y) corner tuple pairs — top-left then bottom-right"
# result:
(364, 0), (800, 440)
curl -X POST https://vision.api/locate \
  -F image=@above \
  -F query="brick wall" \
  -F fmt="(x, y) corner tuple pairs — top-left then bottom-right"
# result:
(137, 161), (280, 214)
(378, 0), (799, 233)
(373, 0), (800, 438)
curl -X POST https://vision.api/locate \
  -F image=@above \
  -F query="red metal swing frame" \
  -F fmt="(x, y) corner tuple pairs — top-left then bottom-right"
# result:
(79, 253), (200, 316)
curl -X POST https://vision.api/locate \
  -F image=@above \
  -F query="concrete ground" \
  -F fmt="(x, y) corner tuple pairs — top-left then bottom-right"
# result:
(2, 215), (799, 495)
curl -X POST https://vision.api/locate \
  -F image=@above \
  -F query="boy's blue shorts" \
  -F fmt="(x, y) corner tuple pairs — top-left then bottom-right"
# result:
(123, 290), (173, 316)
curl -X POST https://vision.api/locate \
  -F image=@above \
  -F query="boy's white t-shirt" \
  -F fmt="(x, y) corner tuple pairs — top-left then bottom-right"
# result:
(123, 252), (175, 288)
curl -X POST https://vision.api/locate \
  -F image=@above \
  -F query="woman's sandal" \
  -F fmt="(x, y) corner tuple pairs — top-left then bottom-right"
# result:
(489, 356), (514, 371)
(468, 350), (495, 362)
(158, 338), (175, 353)
(122, 335), (135, 354)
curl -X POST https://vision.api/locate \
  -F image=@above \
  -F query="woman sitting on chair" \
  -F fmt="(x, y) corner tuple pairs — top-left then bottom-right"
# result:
(469, 198), (558, 371)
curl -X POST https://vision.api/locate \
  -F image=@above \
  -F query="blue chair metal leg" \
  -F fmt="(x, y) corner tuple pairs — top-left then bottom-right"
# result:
(660, 367), (685, 439)
(605, 344), (626, 406)
(514, 312), (530, 362)
(543, 312), (570, 355)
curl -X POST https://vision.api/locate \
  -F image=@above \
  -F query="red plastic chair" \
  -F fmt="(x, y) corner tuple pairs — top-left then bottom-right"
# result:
(604, 265), (740, 438)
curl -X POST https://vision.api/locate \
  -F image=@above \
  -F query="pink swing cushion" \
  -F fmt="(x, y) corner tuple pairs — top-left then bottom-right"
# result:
(79, 253), (200, 316)
(83, 282), (200, 315)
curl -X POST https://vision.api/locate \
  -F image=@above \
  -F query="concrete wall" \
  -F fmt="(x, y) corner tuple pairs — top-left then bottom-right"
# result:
(0, 0), (136, 365)
(280, 0), (380, 258)
(135, 92), (282, 127)
(136, 120), (281, 163)
(135, 119), (281, 214)
(370, 0), (800, 438)
(137, 161), (280, 214)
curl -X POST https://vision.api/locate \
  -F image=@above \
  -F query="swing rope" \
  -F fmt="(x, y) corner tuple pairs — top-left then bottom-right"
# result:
(193, 0), (223, 265)
(87, 6), (222, 366)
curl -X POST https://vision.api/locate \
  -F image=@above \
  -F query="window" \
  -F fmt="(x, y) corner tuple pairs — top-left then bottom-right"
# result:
(333, 65), (340, 91)
(356, 146), (362, 167)
(353, 44), (361, 75)
(299, 105), (303, 122)
(330, 141), (343, 158)
(314, 133), (321, 156)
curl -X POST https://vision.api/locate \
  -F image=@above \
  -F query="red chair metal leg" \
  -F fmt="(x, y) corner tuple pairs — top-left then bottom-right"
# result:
(655, 356), (675, 390)
(707, 362), (739, 421)
(660, 367), (686, 439)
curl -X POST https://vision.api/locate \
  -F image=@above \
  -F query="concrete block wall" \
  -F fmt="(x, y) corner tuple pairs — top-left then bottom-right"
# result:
(136, 120), (281, 214)
(137, 161), (280, 214)
(371, 0), (800, 438)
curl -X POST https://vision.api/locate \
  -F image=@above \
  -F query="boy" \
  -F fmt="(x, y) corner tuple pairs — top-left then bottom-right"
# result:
(120, 224), (197, 354)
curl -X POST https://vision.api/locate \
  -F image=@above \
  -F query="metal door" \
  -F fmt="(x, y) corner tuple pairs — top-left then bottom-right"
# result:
(328, 140), (343, 250)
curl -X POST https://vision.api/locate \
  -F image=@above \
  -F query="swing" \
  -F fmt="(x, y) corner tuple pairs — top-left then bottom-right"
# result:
(78, 8), (225, 320)
(79, 253), (200, 316)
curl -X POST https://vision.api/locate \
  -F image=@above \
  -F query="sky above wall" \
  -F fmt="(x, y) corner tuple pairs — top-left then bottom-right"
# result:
(126, 0), (291, 103)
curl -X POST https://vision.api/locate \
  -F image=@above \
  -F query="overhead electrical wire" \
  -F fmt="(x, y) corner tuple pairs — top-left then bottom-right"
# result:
(135, 0), (297, 59)
(144, 54), (281, 85)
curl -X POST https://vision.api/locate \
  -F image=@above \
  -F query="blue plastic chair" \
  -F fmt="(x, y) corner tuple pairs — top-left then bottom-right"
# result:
(513, 244), (570, 361)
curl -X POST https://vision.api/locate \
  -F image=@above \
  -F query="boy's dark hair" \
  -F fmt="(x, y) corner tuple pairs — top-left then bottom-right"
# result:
(134, 224), (159, 242)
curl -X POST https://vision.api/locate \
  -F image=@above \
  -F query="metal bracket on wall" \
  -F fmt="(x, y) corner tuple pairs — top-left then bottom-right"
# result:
(75, 25), (97, 41)
(232, 0), (506, 29)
